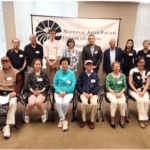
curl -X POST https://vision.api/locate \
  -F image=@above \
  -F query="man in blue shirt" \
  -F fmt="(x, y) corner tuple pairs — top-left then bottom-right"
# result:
(136, 40), (150, 71)
(77, 60), (99, 129)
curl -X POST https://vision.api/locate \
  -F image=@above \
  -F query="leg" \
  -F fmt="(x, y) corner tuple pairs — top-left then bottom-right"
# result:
(80, 94), (88, 122)
(34, 94), (46, 115)
(143, 91), (149, 121)
(46, 61), (53, 86)
(25, 95), (36, 115)
(90, 95), (98, 122)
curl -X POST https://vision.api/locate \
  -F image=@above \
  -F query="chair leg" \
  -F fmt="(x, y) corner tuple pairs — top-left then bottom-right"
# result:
(71, 102), (75, 122)
(51, 102), (54, 122)
(22, 104), (26, 123)
(102, 97), (105, 122)
(46, 100), (49, 122)
(96, 98), (100, 122)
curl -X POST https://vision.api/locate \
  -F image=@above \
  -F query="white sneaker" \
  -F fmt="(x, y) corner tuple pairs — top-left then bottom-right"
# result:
(3, 125), (10, 138)
(41, 110), (47, 123)
(24, 115), (30, 124)
(62, 120), (68, 131)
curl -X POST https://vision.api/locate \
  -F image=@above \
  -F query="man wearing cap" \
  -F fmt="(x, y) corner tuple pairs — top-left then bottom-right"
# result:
(0, 56), (22, 138)
(6, 38), (26, 86)
(82, 34), (102, 73)
(76, 60), (99, 129)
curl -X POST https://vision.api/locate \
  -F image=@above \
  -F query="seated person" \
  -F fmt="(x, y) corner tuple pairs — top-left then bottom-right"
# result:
(129, 56), (150, 129)
(76, 60), (99, 129)
(0, 56), (22, 138)
(53, 57), (76, 131)
(25, 59), (50, 123)
(106, 61), (127, 129)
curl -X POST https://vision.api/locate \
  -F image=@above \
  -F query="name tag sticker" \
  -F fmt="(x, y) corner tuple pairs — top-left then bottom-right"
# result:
(66, 80), (71, 84)
(147, 54), (150, 58)
(73, 54), (76, 56)
(118, 81), (122, 84)
(38, 78), (43, 82)
(129, 53), (133, 56)
(6, 77), (12, 81)
(91, 79), (96, 83)
(19, 54), (23, 58)
(35, 51), (40, 54)
(95, 51), (98, 54)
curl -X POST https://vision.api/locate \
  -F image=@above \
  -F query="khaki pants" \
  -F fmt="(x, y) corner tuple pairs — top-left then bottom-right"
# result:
(6, 95), (17, 125)
(80, 94), (98, 122)
(46, 59), (60, 85)
(106, 92), (126, 117)
(130, 90), (149, 121)
(27, 66), (35, 74)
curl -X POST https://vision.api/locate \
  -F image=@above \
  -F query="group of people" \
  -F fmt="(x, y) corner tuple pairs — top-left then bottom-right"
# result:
(0, 28), (150, 138)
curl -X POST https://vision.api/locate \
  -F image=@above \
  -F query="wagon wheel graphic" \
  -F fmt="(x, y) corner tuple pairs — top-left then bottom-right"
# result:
(35, 20), (62, 45)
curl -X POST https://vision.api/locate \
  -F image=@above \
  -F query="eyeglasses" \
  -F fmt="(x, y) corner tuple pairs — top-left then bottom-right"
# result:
(138, 62), (144, 64)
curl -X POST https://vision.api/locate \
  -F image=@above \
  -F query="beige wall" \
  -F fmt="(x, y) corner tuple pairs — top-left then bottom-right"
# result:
(2, 1), (16, 50)
(78, 2), (139, 84)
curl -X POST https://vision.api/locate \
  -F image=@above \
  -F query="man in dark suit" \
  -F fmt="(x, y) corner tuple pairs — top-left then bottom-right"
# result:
(103, 39), (123, 75)
(82, 35), (102, 73)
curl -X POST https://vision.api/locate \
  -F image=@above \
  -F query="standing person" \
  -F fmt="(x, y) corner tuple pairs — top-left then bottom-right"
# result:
(43, 29), (61, 85)
(61, 39), (79, 75)
(136, 40), (150, 71)
(6, 38), (26, 86)
(0, 57), (22, 138)
(24, 35), (43, 74)
(103, 38), (123, 75)
(53, 57), (76, 131)
(123, 39), (136, 76)
(129, 56), (150, 129)
(76, 60), (99, 129)
(82, 34), (102, 73)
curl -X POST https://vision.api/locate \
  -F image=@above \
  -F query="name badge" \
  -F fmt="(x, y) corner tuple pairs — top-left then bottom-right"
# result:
(147, 54), (150, 58)
(129, 53), (133, 56)
(36, 51), (40, 54)
(73, 53), (76, 57)
(118, 81), (122, 84)
(37, 78), (43, 82)
(66, 80), (71, 84)
(95, 51), (98, 54)
(19, 54), (23, 58)
(91, 79), (96, 83)
(6, 77), (12, 81)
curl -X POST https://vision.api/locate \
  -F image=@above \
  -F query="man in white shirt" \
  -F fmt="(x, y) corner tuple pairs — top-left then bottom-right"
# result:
(43, 29), (61, 85)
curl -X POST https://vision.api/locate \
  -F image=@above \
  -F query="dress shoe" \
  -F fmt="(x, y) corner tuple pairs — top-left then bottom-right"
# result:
(79, 121), (85, 128)
(110, 123), (115, 129)
(139, 121), (145, 129)
(89, 121), (94, 129)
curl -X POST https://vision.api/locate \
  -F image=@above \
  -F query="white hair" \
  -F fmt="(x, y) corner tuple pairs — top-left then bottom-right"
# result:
(109, 38), (116, 43)
(29, 34), (36, 40)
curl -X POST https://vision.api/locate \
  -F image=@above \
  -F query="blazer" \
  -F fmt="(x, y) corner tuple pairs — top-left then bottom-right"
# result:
(103, 47), (123, 74)
(82, 45), (102, 71)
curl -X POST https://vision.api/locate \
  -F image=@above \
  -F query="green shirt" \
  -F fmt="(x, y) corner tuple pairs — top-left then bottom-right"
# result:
(106, 73), (127, 93)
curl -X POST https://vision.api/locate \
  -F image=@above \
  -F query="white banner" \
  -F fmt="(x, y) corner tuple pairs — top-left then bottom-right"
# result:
(31, 15), (120, 52)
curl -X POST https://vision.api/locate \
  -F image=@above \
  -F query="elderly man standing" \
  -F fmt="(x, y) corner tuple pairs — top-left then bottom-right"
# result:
(24, 35), (43, 74)
(43, 29), (61, 85)
(76, 60), (99, 129)
(103, 38), (123, 75)
(0, 57), (22, 138)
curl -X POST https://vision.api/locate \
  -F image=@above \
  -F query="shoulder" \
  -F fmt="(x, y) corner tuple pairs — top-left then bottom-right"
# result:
(116, 47), (122, 51)
(95, 45), (101, 49)
(106, 73), (111, 78)
(83, 45), (89, 50)
(121, 73), (126, 78)
(25, 43), (30, 48)
(37, 44), (43, 48)
(28, 71), (35, 77)
(7, 49), (12, 53)
(19, 49), (24, 53)
(104, 48), (110, 53)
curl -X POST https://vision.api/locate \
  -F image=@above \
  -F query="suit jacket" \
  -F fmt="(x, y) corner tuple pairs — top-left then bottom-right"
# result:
(82, 45), (102, 71)
(103, 47), (123, 74)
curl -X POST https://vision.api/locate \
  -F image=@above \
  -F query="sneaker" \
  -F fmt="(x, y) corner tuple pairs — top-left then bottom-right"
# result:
(79, 121), (85, 128)
(58, 121), (63, 128)
(89, 121), (94, 129)
(3, 125), (10, 138)
(24, 115), (30, 124)
(139, 121), (145, 129)
(41, 110), (47, 123)
(62, 120), (68, 131)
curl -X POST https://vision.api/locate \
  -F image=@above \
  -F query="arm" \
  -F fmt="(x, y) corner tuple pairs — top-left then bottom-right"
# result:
(82, 47), (86, 65)
(14, 73), (22, 94)
(95, 47), (102, 68)
(129, 76), (139, 93)
(142, 77), (150, 94)
(133, 51), (137, 66)
(103, 51), (107, 73)
(92, 74), (100, 95)
(72, 50), (79, 68)
(53, 71), (61, 94)
(76, 74), (84, 94)
(120, 49), (123, 71)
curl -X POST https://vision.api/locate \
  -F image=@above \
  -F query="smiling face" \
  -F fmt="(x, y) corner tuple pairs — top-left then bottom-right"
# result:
(88, 35), (96, 46)
(112, 63), (120, 73)
(30, 36), (37, 45)
(2, 60), (11, 69)
(61, 60), (69, 72)
(34, 60), (42, 71)
(126, 40), (133, 49)
(84, 62), (93, 72)
(49, 31), (56, 40)
(12, 39), (20, 49)
(68, 41), (74, 48)
(137, 59), (145, 70)
(109, 39), (116, 49)
(143, 41), (150, 49)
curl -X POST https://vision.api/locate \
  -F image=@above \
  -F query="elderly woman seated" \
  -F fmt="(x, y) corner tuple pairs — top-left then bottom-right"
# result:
(129, 56), (150, 129)
(106, 61), (127, 129)
(24, 58), (50, 124)
(53, 57), (76, 131)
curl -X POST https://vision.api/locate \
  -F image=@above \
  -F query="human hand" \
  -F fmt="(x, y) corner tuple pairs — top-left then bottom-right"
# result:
(11, 92), (16, 98)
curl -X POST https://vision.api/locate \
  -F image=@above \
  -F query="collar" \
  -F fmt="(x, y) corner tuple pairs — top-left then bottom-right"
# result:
(67, 48), (74, 53)
(12, 49), (20, 53)
(110, 47), (116, 51)
(30, 43), (37, 48)
(62, 68), (69, 74)
(85, 69), (93, 75)
(3, 66), (12, 73)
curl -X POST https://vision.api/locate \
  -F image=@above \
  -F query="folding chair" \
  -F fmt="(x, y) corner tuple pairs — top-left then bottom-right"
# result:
(22, 85), (51, 122)
(51, 87), (77, 122)
(101, 84), (129, 123)
(76, 86), (103, 122)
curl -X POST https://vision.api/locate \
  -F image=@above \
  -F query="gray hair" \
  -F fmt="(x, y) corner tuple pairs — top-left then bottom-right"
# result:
(109, 38), (116, 43)
(143, 39), (150, 45)
(29, 34), (36, 40)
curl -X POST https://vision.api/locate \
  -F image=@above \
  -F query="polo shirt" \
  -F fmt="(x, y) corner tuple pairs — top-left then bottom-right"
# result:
(137, 49), (150, 71)
(24, 43), (43, 66)
(6, 49), (24, 69)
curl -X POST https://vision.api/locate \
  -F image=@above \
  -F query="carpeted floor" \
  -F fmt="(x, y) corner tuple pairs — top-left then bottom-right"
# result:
(0, 97), (150, 149)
